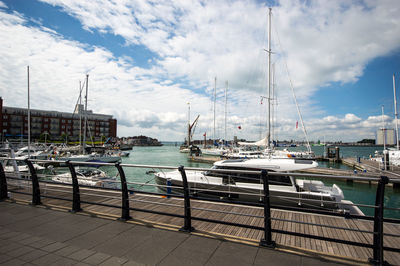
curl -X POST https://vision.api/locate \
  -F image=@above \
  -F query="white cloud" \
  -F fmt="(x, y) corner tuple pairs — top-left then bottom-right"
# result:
(1, 0), (400, 141)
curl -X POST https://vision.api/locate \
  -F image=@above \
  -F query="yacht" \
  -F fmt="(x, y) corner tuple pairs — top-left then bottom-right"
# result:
(3, 157), (45, 173)
(201, 147), (227, 156)
(53, 152), (121, 163)
(51, 168), (118, 189)
(155, 158), (363, 215)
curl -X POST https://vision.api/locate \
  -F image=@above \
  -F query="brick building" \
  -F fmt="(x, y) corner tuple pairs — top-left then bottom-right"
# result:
(0, 97), (117, 141)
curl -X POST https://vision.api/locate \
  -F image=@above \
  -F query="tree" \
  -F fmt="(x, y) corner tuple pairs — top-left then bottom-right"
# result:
(61, 133), (68, 144)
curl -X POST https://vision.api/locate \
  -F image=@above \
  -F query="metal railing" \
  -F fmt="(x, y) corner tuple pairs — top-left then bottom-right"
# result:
(0, 158), (399, 265)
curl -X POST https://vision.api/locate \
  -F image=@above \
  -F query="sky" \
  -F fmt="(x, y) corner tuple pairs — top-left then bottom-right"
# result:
(1, 0), (400, 142)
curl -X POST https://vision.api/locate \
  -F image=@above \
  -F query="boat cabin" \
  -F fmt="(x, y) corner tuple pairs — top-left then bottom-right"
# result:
(205, 165), (294, 187)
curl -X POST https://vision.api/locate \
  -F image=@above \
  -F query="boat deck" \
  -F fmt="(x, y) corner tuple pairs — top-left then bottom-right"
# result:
(5, 181), (400, 265)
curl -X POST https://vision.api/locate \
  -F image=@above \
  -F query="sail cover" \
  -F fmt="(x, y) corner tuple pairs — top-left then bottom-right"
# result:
(238, 137), (268, 146)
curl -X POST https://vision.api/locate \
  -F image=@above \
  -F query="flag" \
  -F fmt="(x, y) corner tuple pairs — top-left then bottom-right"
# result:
(238, 125), (241, 130)
(261, 98), (263, 104)
(296, 121), (298, 129)
(203, 132), (206, 137)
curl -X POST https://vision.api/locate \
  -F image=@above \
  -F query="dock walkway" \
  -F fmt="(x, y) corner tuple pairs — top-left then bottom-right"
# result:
(3, 181), (400, 265)
(342, 158), (400, 182)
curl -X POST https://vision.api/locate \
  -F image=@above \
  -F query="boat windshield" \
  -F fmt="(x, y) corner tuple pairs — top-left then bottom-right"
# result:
(206, 166), (292, 186)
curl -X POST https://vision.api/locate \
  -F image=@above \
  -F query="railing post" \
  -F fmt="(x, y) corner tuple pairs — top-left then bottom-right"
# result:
(260, 170), (276, 248)
(0, 162), (8, 200)
(166, 178), (172, 199)
(369, 176), (388, 265)
(66, 161), (82, 213)
(178, 165), (194, 232)
(115, 163), (131, 221)
(25, 159), (41, 205)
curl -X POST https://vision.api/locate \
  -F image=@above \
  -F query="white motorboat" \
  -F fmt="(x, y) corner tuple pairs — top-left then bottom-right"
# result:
(53, 152), (121, 163)
(51, 168), (118, 189)
(201, 147), (227, 156)
(155, 158), (363, 215)
(3, 157), (45, 173)
(15, 146), (50, 160)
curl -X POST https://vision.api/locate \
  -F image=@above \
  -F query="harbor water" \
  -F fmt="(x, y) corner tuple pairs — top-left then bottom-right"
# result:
(99, 144), (399, 219)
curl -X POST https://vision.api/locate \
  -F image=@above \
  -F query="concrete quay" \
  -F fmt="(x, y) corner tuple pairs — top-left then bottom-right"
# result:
(0, 201), (348, 266)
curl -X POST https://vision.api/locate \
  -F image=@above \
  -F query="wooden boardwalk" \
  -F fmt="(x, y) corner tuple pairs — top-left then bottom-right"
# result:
(4, 179), (400, 265)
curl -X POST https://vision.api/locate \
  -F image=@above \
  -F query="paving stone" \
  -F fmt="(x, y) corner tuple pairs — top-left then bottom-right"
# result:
(15, 235), (42, 245)
(53, 245), (81, 257)
(82, 252), (111, 265)
(41, 241), (68, 252)
(122, 260), (146, 266)
(6, 245), (35, 257)
(0, 258), (26, 266)
(93, 226), (151, 257)
(0, 228), (12, 235)
(0, 231), (22, 240)
(31, 253), (63, 265)
(19, 248), (48, 262)
(122, 228), (188, 265)
(98, 256), (128, 266)
(10, 232), (32, 242)
(48, 256), (78, 266)
(0, 253), (12, 264)
(0, 242), (23, 254)
(32, 238), (56, 249)
(205, 241), (258, 266)
(254, 248), (302, 266)
(67, 249), (96, 261)
(158, 235), (220, 266)
(65, 220), (131, 250)
(301, 256), (347, 266)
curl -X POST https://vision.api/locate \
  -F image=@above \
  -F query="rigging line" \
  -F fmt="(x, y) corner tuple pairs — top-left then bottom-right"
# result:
(71, 80), (85, 120)
(272, 16), (312, 153)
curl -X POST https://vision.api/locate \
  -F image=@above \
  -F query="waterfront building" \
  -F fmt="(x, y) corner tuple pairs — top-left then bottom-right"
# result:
(376, 128), (395, 145)
(0, 97), (117, 141)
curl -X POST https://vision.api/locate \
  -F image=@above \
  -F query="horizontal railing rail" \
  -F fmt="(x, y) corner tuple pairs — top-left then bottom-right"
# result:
(1, 158), (399, 264)
(5, 157), (400, 182)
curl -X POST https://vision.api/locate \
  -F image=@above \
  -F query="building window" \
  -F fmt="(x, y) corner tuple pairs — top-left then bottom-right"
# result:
(3, 122), (7, 126)
(3, 115), (7, 119)
(62, 119), (65, 123)
(44, 118), (48, 122)
(61, 125), (65, 129)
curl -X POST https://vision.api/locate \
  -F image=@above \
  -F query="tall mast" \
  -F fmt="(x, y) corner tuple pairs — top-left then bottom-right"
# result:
(27, 66), (30, 158)
(187, 102), (191, 146)
(224, 81), (228, 146)
(393, 74), (399, 150)
(382, 105), (386, 150)
(79, 81), (82, 150)
(83, 74), (89, 154)
(267, 7), (272, 148)
(213, 76), (217, 144)
(272, 63), (275, 145)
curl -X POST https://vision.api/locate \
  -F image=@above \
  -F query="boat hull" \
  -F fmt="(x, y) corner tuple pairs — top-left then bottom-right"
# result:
(154, 172), (340, 211)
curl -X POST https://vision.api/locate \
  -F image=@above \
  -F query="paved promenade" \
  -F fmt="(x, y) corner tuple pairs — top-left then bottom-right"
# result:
(0, 201), (350, 266)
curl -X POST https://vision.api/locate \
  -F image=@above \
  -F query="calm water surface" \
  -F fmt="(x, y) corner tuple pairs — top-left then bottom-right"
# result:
(99, 144), (399, 219)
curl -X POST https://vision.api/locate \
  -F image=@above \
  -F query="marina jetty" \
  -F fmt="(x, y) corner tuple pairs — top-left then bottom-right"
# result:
(1, 158), (399, 265)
